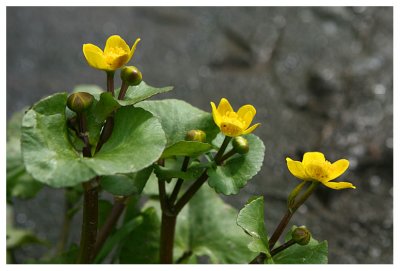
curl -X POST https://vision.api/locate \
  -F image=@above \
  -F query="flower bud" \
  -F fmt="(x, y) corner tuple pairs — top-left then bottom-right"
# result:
(120, 66), (143, 86)
(67, 92), (94, 113)
(232, 136), (249, 154)
(291, 226), (311, 246)
(185, 130), (206, 143)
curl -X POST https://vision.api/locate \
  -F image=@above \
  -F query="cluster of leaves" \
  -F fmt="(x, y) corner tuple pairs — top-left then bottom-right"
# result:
(7, 80), (328, 264)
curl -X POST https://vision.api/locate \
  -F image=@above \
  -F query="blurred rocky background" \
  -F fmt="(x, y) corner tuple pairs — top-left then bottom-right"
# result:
(7, 7), (392, 263)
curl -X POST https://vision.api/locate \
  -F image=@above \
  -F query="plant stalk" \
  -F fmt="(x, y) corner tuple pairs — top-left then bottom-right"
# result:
(173, 136), (231, 215)
(76, 105), (98, 264)
(250, 181), (319, 264)
(159, 213), (177, 264)
(77, 179), (99, 264)
(175, 250), (193, 264)
(158, 136), (231, 263)
(95, 115), (114, 153)
(214, 136), (232, 164)
(219, 148), (236, 163)
(118, 81), (129, 100)
(269, 181), (318, 249)
(270, 239), (296, 256)
(249, 253), (266, 264)
(168, 156), (190, 206)
(106, 71), (115, 96)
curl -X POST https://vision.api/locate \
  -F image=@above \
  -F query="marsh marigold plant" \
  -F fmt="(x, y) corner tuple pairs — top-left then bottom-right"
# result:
(10, 33), (359, 265)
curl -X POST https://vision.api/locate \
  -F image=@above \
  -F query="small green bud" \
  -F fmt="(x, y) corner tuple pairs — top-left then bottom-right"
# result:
(67, 92), (94, 113)
(232, 136), (249, 154)
(120, 66), (143, 86)
(185, 130), (206, 143)
(291, 226), (311, 246)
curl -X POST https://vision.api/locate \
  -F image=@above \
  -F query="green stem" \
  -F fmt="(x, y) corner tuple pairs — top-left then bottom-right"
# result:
(95, 72), (117, 153)
(118, 81), (129, 100)
(250, 181), (319, 264)
(214, 136), (232, 164)
(158, 136), (231, 263)
(269, 181), (318, 250)
(175, 250), (193, 264)
(159, 213), (177, 264)
(158, 178), (169, 214)
(77, 179), (99, 264)
(268, 209), (293, 251)
(95, 115), (114, 153)
(76, 108), (98, 263)
(172, 136), (231, 215)
(172, 170), (208, 215)
(219, 148), (236, 164)
(168, 156), (190, 206)
(270, 239), (296, 257)
(77, 112), (91, 157)
(106, 71), (115, 96)
(249, 253), (266, 264)
(291, 181), (319, 211)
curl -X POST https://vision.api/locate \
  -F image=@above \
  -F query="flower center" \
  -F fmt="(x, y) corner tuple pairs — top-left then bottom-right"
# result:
(220, 122), (243, 137)
(105, 47), (127, 64)
(305, 162), (330, 182)
(219, 112), (247, 136)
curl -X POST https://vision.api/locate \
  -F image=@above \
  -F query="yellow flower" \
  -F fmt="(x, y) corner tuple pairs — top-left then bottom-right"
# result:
(286, 152), (355, 190)
(210, 98), (260, 137)
(83, 35), (140, 72)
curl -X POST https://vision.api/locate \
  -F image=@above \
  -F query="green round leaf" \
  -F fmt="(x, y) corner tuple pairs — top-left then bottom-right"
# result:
(180, 186), (256, 263)
(21, 93), (166, 188)
(237, 196), (270, 256)
(119, 208), (160, 263)
(85, 106), (166, 176)
(161, 140), (213, 158)
(207, 133), (265, 195)
(21, 93), (97, 187)
(115, 81), (173, 106)
(138, 99), (219, 147)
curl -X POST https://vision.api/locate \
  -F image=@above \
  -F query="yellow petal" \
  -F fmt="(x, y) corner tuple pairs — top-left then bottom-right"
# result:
(242, 123), (260, 135)
(217, 98), (234, 116)
(237, 105), (256, 128)
(82, 44), (107, 70)
(129, 38), (141, 60)
(302, 152), (326, 166)
(286, 158), (308, 180)
(104, 35), (130, 55)
(211, 102), (221, 127)
(329, 159), (350, 180)
(322, 181), (356, 190)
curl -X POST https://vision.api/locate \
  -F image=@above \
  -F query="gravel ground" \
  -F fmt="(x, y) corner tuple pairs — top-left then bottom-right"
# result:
(7, 6), (393, 264)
